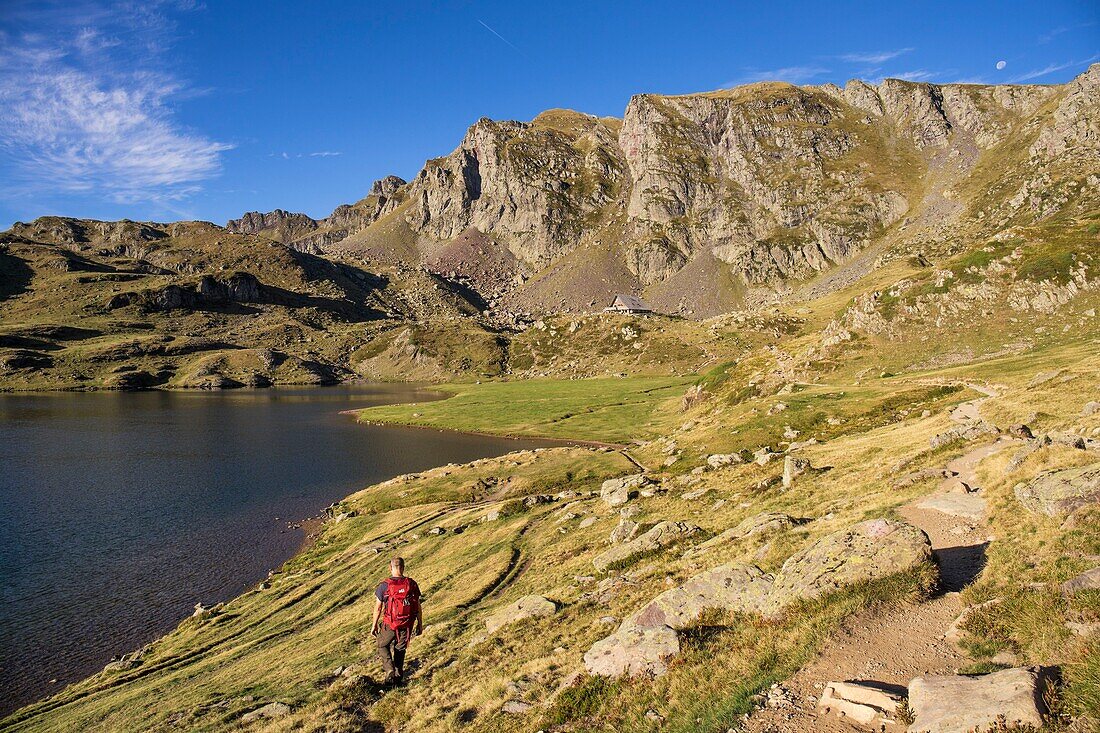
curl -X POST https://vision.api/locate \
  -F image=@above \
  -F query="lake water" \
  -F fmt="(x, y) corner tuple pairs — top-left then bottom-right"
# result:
(0, 386), (553, 715)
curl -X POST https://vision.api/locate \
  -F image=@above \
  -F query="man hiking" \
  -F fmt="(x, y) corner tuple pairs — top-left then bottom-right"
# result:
(371, 557), (423, 686)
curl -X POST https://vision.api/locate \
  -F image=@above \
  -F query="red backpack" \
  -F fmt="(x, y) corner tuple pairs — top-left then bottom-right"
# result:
(381, 577), (420, 631)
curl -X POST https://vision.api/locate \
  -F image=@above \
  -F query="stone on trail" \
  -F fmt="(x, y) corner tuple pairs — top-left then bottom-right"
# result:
(908, 668), (1045, 733)
(929, 420), (999, 450)
(592, 521), (698, 571)
(915, 491), (986, 522)
(818, 680), (902, 727)
(241, 702), (291, 723)
(600, 474), (651, 507)
(485, 595), (558, 634)
(1014, 463), (1100, 516)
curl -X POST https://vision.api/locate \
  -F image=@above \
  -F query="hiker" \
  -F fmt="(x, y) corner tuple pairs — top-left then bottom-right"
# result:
(371, 556), (423, 686)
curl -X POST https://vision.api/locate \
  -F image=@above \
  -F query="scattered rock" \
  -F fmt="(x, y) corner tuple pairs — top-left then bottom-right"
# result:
(485, 595), (558, 633)
(579, 516), (598, 529)
(1014, 463), (1100, 516)
(582, 623), (681, 678)
(760, 518), (932, 615)
(587, 519), (932, 678)
(609, 519), (640, 545)
(908, 668), (1045, 733)
(1061, 566), (1100, 595)
(753, 447), (776, 465)
(894, 467), (957, 489)
(1082, 401), (1100, 417)
(600, 474), (651, 507)
(929, 421), (999, 449)
(691, 512), (802, 554)
(707, 453), (741, 469)
(1008, 423), (1034, 439)
(241, 702), (291, 723)
(593, 521), (699, 571)
(782, 455), (810, 489)
(501, 700), (532, 714)
(818, 680), (902, 727)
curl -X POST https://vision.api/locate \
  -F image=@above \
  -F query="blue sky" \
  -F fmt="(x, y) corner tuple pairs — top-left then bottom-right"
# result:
(1, 0), (1097, 229)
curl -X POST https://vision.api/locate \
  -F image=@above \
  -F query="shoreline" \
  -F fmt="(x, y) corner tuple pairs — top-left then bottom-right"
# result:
(342, 409), (629, 451)
(2, 385), (558, 718)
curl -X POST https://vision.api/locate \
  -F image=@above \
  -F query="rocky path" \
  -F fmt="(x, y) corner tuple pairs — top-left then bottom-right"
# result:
(742, 397), (1015, 732)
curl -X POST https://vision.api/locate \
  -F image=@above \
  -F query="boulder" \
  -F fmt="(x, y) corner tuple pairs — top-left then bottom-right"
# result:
(818, 681), (902, 727)
(1014, 463), (1100, 516)
(587, 518), (932, 678)
(600, 474), (651, 507)
(625, 563), (773, 630)
(753, 447), (776, 465)
(485, 595), (558, 634)
(593, 521), (698, 571)
(582, 623), (680, 678)
(1062, 566), (1100, 595)
(782, 455), (810, 489)
(760, 519), (932, 615)
(241, 702), (292, 723)
(707, 453), (741, 469)
(692, 512), (801, 553)
(929, 421), (999, 449)
(1084, 401), (1100, 417)
(908, 668), (1045, 733)
(501, 700), (532, 714)
(609, 519), (640, 545)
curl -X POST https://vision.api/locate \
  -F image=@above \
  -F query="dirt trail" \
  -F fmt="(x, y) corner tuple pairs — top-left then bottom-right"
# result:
(742, 397), (1016, 732)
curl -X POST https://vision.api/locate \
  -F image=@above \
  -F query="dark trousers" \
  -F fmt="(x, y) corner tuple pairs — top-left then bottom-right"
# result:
(376, 626), (408, 678)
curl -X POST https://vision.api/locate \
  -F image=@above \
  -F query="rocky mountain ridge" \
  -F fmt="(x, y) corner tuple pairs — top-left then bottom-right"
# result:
(225, 66), (1098, 316)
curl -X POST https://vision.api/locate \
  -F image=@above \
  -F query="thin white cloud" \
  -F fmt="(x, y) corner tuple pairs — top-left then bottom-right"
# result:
(1039, 22), (1095, 44)
(838, 48), (914, 64)
(1008, 55), (1100, 82)
(723, 65), (830, 87)
(309, 151), (342, 157)
(890, 69), (937, 82)
(0, 1), (231, 204)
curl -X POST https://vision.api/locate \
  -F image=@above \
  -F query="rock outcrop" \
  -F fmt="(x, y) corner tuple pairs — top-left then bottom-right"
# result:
(1014, 463), (1100, 516)
(592, 521), (698, 572)
(585, 519), (932, 677)
(484, 595), (558, 634)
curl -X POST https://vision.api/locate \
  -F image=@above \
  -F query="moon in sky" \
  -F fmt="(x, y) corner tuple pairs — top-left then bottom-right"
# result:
(996, 60), (1007, 70)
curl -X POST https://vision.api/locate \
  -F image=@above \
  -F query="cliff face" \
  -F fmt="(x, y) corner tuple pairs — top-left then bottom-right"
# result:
(402, 110), (625, 267)
(618, 84), (913, 285)
(225, 210), (319, 244)
(225, 66), (1098, 315)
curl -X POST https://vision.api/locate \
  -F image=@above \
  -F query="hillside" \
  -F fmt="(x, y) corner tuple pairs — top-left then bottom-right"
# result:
(3, 200), (1097, 730)
(1, 65), (1099, 732)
